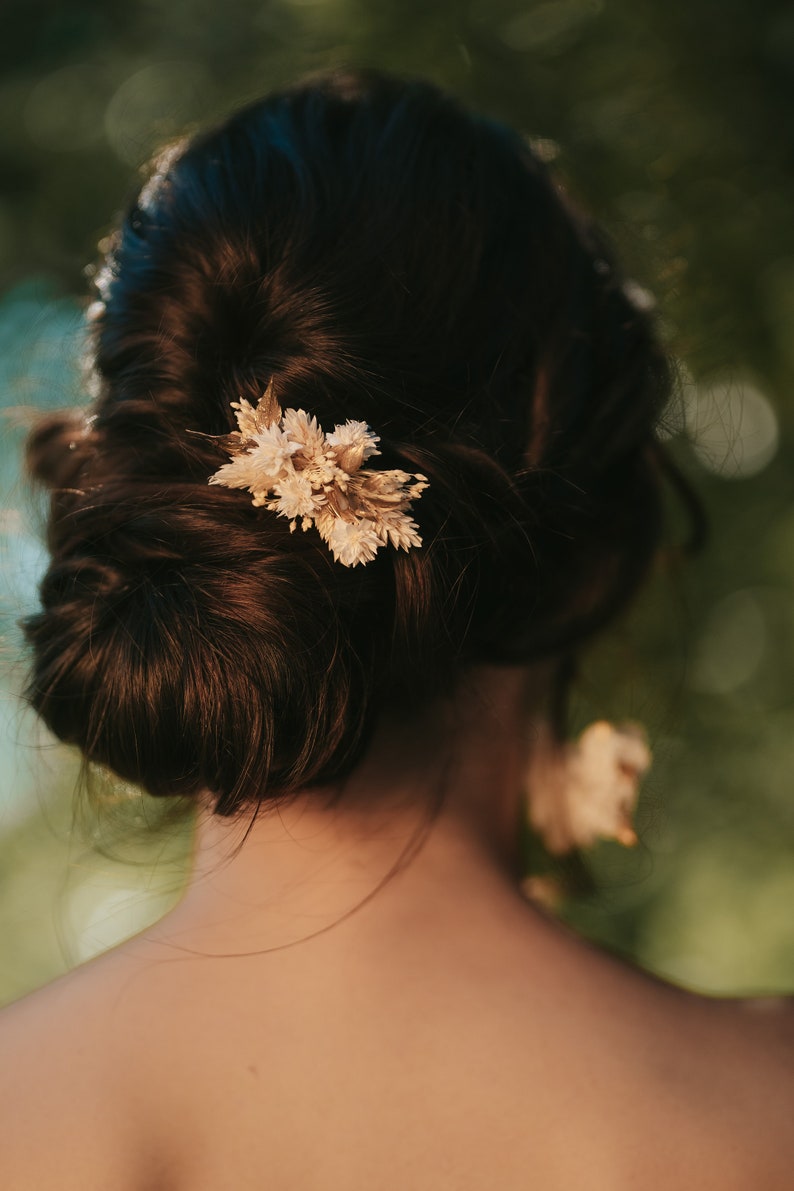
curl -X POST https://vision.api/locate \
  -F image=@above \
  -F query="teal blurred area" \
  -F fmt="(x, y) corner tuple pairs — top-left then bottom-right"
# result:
(0, 278), (84, 834)
(1, 0), (794, 1004)
(0, 276), (194, 1004)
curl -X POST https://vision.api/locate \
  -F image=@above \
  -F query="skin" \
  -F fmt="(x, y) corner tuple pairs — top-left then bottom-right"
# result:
(0, 664), (792, 1190)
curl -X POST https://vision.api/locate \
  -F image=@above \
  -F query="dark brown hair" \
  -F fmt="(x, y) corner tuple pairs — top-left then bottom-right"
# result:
(22, 67), (698, 816)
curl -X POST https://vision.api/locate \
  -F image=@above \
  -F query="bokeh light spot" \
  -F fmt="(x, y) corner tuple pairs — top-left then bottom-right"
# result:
(684, 376), (779, 478)
(23, 63), (107, 153)
(500, 0), (603, 51)
(104, 61), (214, 167)
(691, 589), (766, 695)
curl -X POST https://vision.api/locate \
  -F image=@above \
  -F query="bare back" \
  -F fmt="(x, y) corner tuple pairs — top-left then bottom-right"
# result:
(2, 879), (792, 1191)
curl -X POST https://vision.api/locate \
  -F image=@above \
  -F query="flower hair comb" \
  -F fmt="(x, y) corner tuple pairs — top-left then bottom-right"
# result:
(208, 380), (429, 567)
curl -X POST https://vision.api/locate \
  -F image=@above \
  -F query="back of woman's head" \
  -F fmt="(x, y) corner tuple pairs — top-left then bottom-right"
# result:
(23, 67), (683, 816)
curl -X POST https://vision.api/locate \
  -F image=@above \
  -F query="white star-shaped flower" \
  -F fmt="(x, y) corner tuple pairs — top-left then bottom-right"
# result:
(321, 516), (382, 567)
(281, 408), (327, 456)
(327, 420), (381, 473)
(271, 471), (321, 521)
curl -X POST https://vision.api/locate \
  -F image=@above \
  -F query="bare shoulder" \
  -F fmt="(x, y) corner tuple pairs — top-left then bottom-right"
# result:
(590, 945), (794, 1187)
(517, 915), (794, 1188)
(1, 912), (793, 1191)
(0, 949), (171, 1191)
(696, 988), (794, 1105)
(680, 990), (794, 1187)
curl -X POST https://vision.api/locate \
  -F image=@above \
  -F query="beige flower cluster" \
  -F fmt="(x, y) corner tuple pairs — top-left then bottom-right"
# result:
(208, 381), (429, 567)
(526, 720), (652, 854)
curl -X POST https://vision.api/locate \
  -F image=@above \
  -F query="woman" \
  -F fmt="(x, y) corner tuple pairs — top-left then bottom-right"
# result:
(1, 67), (791, 1189)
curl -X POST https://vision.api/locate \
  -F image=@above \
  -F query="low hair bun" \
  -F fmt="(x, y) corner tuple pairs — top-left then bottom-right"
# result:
(22, 68), (700, 815)
(25, 482), (382, 812)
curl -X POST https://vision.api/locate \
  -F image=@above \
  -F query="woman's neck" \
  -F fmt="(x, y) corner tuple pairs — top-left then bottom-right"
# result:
(144, 665), (550, 958)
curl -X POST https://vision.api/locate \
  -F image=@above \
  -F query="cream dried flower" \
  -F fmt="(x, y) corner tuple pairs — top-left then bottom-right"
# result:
(208, 384), (429, 567)
(272, 471), (318, 523)
(526, 719), (652, 855)
(280, 407), (326, 455)
(323, 516), (382, 567)
(326, 419), (381, 472)
(209, 427), (299, 501)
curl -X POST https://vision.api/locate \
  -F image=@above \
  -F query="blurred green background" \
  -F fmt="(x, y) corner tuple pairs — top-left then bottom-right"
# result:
(1, 0), (793, 1007)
